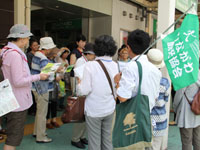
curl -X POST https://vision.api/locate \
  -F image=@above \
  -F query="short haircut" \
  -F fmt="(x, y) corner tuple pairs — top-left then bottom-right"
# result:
(83, 43), (94, 52)
(94, 35), (117, 57)
(26, 37), (38, 53)
(29, 37), (38, 46)
(127, 29), (150, 55)
(76, 34), (86, 42)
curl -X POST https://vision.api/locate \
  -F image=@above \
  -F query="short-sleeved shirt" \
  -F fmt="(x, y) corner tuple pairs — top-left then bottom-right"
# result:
(117, 55), (162, 111)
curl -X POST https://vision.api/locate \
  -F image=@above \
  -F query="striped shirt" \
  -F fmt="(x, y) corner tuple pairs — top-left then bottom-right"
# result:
(31, 51), (50, 91)
(151, 77), (170, 137)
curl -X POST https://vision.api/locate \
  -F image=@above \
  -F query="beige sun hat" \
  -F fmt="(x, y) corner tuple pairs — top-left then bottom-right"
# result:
(39, 37), (56, 50)
(147, 48), (165, 68)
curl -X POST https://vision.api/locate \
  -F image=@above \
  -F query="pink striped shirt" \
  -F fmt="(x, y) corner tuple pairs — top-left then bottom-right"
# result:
(1, 42), (40, 112)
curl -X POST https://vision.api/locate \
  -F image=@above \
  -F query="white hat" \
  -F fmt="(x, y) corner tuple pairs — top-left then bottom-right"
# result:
(7, 24), (33, 38)
(39, 37), (56, 50)
(147, 48), (165, 68)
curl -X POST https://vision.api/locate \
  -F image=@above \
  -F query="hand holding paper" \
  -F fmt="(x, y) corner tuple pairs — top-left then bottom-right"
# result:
(41, 63), (62, 74)
(40, 73), (49, 80)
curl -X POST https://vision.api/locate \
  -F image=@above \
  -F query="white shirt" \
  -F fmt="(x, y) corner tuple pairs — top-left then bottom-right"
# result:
(117, 60), (129, 72)
(75, 56), (87, 68)
(77, 56), (118, 117)
(74, 56), (87, 81)
(117, 55), (161, 111)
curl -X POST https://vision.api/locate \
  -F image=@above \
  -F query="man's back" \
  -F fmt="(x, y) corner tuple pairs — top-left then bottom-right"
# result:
(117, 55), (162, 111)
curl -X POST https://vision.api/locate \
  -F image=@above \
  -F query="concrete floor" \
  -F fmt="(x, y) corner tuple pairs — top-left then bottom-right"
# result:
(0, 112), (182, 150)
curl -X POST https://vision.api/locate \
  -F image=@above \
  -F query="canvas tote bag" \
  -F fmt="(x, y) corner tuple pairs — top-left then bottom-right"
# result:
(112, 61), (152, 150)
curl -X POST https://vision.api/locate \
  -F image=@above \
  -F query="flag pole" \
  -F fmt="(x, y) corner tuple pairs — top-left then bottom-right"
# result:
(136, 3), (195, 61)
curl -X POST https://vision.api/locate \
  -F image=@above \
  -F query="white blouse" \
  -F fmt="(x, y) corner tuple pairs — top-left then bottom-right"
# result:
(77, 56), (118, 117)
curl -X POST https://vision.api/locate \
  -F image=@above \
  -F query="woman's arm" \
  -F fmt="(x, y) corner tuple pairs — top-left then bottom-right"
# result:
(9, 52), (40, 88)
(70, 54), (77, 65)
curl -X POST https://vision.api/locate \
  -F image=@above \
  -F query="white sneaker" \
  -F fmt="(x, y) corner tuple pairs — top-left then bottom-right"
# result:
(36, 136), (52, 143)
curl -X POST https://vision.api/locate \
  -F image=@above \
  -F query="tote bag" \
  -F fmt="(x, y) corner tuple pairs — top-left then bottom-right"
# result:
(112, 61), (152, 149)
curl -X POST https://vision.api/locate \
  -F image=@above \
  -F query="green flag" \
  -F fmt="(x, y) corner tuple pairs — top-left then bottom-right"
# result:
(162, 14), (199, 91)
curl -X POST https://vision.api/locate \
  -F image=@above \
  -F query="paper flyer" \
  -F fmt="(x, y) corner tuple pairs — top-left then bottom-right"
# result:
(41, 63), (62, 74)
(66, 65), (74, 73)
(0, 79), (19, 117)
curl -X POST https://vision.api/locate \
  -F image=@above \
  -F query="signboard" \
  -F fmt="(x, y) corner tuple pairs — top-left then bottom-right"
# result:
(162, 14), (199, 91)
(46, 19), (82, 31)
(176, 0), (198, 13)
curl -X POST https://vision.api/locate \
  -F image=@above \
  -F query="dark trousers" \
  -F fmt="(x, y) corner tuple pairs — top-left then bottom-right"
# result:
(47, 92), (57, 119)
(47, 101), (57, 119)
(58, 96), (65, 107)
(28, 91), (36, 115)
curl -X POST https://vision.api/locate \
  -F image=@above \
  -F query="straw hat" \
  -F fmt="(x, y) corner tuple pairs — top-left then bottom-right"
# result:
(147, 48), (165, 68)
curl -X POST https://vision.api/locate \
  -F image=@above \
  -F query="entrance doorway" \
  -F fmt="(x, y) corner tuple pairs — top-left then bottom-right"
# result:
(31, 0), (108, 48)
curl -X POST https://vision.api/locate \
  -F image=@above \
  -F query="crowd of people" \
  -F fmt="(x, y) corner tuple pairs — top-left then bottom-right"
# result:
(0, 23), (199, 150)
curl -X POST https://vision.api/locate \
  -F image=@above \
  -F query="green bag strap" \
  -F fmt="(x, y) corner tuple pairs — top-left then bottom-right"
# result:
(135, 61), (142, 95)
(135, 61), (143, 122)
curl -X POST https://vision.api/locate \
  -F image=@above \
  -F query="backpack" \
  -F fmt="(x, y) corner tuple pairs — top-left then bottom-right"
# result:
(184, 89), (200, 115)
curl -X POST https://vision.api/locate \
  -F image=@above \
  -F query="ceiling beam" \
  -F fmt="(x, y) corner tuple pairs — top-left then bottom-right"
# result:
(129, 0), (158, 8)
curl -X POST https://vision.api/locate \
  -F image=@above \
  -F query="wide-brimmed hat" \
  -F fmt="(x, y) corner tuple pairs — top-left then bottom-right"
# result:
(60, 47), (70, 57)
(147, 48), (165, 68)
(39, 37), (56, 50)
(7, 24), (33, 38)
(83, 43), (95, 54)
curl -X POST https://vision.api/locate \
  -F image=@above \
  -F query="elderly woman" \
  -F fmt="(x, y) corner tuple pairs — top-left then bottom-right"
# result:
(1, 24), (48, 150)
(55, 47), (71, 110)
(56, 47), (70, 67)
(174, 71), (200, 150)
(46, 48), (61, 129)
(77, 35), (118, 150)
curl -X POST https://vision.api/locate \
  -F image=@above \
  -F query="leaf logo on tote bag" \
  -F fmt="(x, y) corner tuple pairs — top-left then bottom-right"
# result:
(123, 113), (138, 136)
